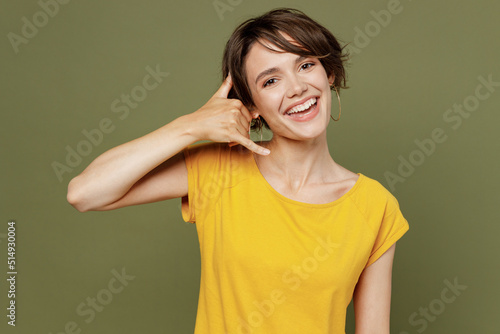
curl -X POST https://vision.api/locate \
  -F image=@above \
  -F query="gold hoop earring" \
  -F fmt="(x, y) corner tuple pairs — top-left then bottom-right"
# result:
(330, 84), (341, 122)
(251, 116), (264, 143)
(258, 117), (263, 142)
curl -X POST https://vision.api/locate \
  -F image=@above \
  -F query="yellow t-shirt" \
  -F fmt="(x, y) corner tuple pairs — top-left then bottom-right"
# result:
(181, 142), (409, 334)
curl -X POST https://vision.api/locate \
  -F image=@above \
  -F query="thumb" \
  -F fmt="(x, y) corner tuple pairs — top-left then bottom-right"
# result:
(215, 73), (233, 98)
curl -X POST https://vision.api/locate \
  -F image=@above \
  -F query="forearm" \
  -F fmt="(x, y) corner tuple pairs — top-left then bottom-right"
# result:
(67, 114), (198, 211)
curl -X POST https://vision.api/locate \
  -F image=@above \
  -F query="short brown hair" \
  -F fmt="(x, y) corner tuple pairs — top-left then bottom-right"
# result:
(222, 7), (350, 131)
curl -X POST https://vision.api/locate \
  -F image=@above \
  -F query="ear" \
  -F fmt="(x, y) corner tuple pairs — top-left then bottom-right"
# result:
(248, 105), (260, 119)
(328, 73), (335, 87)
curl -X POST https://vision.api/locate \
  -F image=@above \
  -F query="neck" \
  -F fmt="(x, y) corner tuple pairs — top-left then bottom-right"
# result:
(258, 132), (340, 191)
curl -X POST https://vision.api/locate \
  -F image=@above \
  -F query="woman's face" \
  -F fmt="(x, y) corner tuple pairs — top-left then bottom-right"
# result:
(245, 35), (334, 141)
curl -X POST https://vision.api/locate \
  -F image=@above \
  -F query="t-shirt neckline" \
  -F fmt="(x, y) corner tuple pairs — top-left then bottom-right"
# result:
(249, 149), (364, 208)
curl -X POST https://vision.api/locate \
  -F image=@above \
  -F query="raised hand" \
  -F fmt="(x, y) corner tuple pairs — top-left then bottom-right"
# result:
(187, 73), (270, 155)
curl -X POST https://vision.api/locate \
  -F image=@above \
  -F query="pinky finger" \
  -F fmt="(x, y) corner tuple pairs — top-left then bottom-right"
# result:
(239, 137), (270, 155)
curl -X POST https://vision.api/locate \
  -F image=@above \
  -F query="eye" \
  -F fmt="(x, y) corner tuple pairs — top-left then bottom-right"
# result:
(263, 78), (277, 87)
(301, 62), (315, 70)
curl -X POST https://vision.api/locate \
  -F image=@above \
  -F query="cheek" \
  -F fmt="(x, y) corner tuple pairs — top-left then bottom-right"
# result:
(256, 91), (283, 115)
(313, 71), (330, 88)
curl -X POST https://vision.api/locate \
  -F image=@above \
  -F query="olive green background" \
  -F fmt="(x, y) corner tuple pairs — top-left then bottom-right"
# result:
(1, 0), (499, 333)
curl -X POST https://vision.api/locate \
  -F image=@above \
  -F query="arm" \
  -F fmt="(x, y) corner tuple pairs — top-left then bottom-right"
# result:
(67, 74), (267, 212)
(66, 117), (196, 212)
(353, 243), (397, 334)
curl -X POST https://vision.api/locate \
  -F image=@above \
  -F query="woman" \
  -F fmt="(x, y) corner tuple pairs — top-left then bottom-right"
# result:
(67, 8), (409, 334)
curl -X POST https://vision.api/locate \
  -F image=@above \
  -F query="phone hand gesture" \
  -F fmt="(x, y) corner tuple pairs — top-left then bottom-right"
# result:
(190, 73), (270, 155)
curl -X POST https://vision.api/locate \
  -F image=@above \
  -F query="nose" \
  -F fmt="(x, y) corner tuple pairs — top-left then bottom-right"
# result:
(286, 73), (307, 98)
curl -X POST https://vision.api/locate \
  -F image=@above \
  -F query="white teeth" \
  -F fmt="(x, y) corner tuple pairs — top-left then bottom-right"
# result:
(286, 97), (317, 114)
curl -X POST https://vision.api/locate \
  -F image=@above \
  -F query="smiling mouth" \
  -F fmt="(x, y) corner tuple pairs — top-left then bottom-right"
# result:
(285, 97), (318, 117)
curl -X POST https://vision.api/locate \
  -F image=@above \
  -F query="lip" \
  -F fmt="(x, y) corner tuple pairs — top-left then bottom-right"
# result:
(283, 95), (320, 115)
(284, 97), (320, 122)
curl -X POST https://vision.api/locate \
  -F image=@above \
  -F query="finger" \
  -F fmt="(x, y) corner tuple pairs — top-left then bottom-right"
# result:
(226, 102), (253, 132)
(238, 137), (271, 156)
(229, 115), (253, 147)
(234, 119), (252, 140)
(238, 103), (254, 124)
(229, 132), (270, 155)
(215, 73), (233, 99)
(234, 111), (252, 133)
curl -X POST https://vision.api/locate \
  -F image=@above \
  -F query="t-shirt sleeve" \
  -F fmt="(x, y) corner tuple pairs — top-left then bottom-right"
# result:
(180, 142), (225, 224)
(364, 193), (410, 268)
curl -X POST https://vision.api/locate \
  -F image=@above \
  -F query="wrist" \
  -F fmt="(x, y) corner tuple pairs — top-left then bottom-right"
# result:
(172, 113), (201, 143)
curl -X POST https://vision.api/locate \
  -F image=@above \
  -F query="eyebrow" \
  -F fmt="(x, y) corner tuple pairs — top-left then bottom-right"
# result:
(254, 55), (308, 85)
